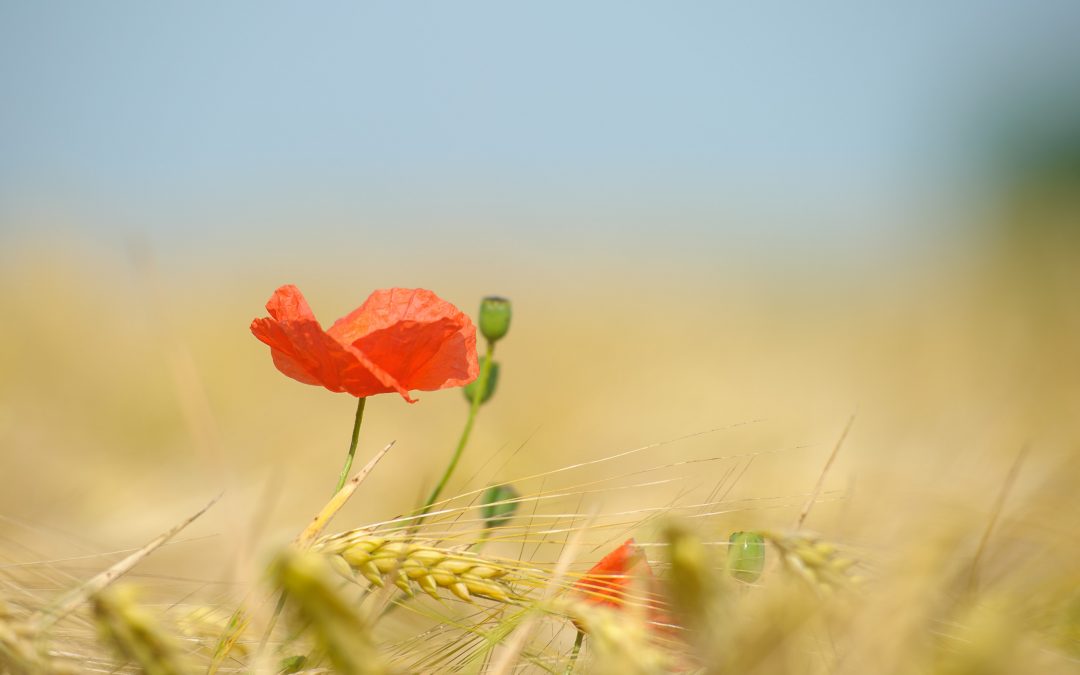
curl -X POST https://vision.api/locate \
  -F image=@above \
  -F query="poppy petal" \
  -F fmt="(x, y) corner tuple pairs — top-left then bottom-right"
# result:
(250, 317), (324, 387)
(251, 285), (415, 401)
(264, 283), (318, 322)
(574, 538), (651, 608)
(327, 288), (478, 391)
(572, 539), (675, 636)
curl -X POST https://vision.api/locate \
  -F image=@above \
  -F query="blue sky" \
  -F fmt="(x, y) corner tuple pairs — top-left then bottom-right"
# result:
(2, 2), (1079, 257)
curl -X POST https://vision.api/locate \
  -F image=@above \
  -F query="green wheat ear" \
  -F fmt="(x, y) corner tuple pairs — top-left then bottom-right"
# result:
(664, 520), (723, 631)
(92, 585), (190, 675)
(271, 548), (387, 675)
(759, 531), (857, 590)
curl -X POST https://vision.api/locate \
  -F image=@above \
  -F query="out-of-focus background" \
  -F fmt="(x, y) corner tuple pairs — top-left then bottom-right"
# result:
(1, 1), (1078, 603)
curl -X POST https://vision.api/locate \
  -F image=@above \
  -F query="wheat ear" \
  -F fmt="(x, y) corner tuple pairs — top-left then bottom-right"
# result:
(315, 529), (539, 605)
(550, 599), (675, 675)
(759, 530), (857, 590)
(271, 549), (386, 675)
(1, 598), (76, 675)
(91, 585), (191, 675)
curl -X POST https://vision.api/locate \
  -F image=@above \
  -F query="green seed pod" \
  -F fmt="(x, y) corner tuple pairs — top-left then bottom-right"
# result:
(727, 531), (766, 583)
(480, 484), (520, 529)
(478, 296), (512, 343)
(463, 359), (500, 404)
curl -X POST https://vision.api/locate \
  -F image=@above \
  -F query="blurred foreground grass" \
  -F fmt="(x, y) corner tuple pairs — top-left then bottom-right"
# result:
(0, 226), (1078, 672)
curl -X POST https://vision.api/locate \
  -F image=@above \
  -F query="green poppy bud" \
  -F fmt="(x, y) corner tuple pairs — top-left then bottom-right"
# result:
(480, 484), (519, 529)
(478, 296), (511, 343)
(727, 531), (766, 583)
(463, 359), (500, 404)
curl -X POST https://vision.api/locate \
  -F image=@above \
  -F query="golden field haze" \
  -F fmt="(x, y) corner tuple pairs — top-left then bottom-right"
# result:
(1, 225), (1077, 587)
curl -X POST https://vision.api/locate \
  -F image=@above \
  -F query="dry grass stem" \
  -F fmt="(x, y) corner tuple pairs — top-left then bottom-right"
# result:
(295, 441), (397, 550)
(794, 413), (855, 531)
(967, 443), (1031, 592)
(30, 494), (220, 632)
(487, 513), (592, 675)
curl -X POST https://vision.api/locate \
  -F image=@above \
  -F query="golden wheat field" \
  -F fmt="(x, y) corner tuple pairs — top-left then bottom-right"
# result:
(1, 221), (1078, 673)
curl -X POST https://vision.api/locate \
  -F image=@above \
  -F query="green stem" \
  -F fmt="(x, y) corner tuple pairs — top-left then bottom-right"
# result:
(334, 397), (367, 495)
(421, 341), (495, 514)
(566, 630), (585, 673)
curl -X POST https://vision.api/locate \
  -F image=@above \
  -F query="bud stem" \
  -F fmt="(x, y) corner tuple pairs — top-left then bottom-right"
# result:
(422, 341), (495, 514)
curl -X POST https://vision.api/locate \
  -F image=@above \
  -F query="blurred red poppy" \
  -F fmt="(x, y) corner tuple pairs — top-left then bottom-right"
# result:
(574, 538), (654, 608)
(251, 285), (478, 402)
(573, 538), (675, 635)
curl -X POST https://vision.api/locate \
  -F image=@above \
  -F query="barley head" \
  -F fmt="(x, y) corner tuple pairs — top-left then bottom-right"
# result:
(315, 529), (530, 605)
(91, 585), (190, 675)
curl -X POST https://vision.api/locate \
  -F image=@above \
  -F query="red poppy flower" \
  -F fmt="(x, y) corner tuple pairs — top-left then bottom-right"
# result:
(573, 539), (675, 636)
(574, 538), (655, 608)
(251, 285), (478, 402)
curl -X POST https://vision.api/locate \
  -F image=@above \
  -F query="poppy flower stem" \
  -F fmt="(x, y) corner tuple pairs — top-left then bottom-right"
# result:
(422, 341), (495, 514)
(333, 397), (367, 495)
